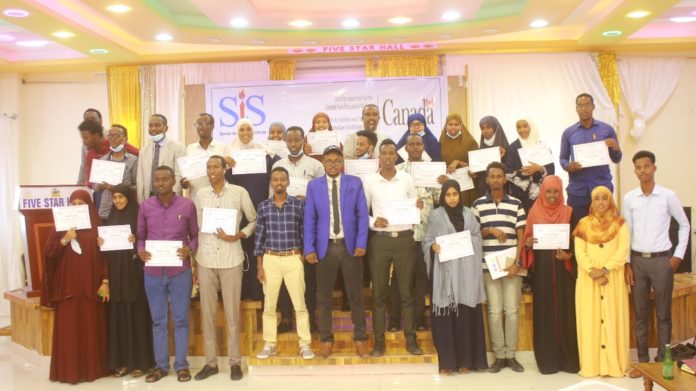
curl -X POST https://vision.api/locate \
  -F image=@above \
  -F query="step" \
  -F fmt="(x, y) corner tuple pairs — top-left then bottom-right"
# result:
(247, 355), (438, 375)
(254, 330), (435, 354)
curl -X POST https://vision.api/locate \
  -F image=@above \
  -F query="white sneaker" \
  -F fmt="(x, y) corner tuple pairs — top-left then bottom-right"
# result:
(256, 343), (277, 359)
(299, 345), (315, 360)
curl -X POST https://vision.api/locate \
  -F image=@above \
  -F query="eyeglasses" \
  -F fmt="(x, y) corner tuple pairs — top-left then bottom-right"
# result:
(409, 121), (425, 127)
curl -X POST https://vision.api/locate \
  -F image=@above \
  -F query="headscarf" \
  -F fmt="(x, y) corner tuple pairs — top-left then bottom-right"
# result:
(573, 186), (625, 244)
(479, 115), (510, 150)
(70, 189), (101, 231)
(227, 118), (264, 151)
(106, 184), (138, 232)
(439, 113), (477, 149)
(310, 112), (333, 132)
(516, 116), (541, 148)
(522, 176), (573, 269)
(407, 113), (431, 135)
(439, 180), (464, 232)
(267, 122), (286, 139)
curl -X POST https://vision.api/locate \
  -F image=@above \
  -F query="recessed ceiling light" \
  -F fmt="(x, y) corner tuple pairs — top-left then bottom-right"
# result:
(602, 30), (622, 37)
(3, 9), (30, 18)
(483, 28), (500, 33)
(249, 39), (266, 45)
(302, 40), (318, 45)
(0, 34), (14, 42)
(438, 34), (454, 40)
(203, 37), (221, 43)
(342, 18), (360, 28)
(155, 33), (173, 41)
(530, 19), (549, 28)
(106, 4), (132, 13)
(442, 11), (461, 21)
(389, 17), (412, 25)
(52, 31), (75, 39)
(626, 11), (650, 19)
(229, 17), (249, 28)
(670, 16), (696, 23)
(289, 20), (312, 28)
(90, 48), (109, 54)
(16, 40), (49, 48)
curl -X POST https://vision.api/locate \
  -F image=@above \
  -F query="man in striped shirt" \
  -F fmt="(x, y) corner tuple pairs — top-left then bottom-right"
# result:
(472, 161), (526, 374)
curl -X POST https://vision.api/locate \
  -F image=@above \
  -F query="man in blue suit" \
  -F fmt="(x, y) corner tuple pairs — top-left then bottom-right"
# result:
(304, 146), (370, 358)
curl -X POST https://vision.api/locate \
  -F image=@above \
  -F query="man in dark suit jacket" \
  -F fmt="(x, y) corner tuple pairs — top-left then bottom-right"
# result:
(304, 146), (370, 358)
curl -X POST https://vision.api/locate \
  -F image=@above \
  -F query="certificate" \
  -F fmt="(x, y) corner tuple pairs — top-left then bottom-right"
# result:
(89, 159), (125, 185)
(201, 207), (238, 234)
(484, 247), (527, 280)
(573, 141), (610, 168)
(410, 162), (446, 188)
(518, 143), (554, 166)
(306, 132), (340, 155)
(383, 198), (419, 226)
(436, 230), (474, 262)
(533, 224), (570, 250)
(287, 176), (309, 197)
(447, 167), (475, 191)
(468, 147), (501, 173)
(97, 225), (133, 251)
(231, 149), (267, 175)
(264, 140), (289, 158)
(398, 146), (432, 162)
(145, 240), (183, 267)
(344, 159), (379, 180)
(52, 204), (92, 231)
(177, 153), (209, 179)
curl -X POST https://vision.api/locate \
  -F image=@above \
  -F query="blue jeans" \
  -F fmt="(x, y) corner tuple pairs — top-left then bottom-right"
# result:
(144, 269), (192, 371)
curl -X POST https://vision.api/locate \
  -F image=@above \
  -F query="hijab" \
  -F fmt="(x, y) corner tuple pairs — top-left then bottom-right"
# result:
(309, 112), (333, 132)
(267, 122), (286, 139)
(440, 180), (464, 232)
(479, 115), (509, 149)
(407, 113), (431, 135)
(516, 116), (541, 148)
(71, 189), (101, 232)
(106, 184), (138, 232)
(227, 118), (265, 151)
(573, 186), (625, 245)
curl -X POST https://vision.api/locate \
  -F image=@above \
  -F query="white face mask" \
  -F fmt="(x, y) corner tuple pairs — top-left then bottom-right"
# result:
(446, 131), (461, 140)
(110, 142), (125, 152)
(149, 133), (165, 143)
(288, 148), (304, 158)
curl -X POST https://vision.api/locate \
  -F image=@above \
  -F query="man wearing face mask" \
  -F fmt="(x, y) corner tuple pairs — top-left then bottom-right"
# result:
(137, 114), (187, 203)
(93, 124), (139, 221)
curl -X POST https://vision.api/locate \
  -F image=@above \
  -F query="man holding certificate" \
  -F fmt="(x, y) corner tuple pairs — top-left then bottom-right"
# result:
(181, 113), (226, 199)
(92, 124), (138, 220)
(363, 139), (423, 357)
(136, 166), (198, 383)
(193, 155), (256, 381)
(559, 93), (622, 220)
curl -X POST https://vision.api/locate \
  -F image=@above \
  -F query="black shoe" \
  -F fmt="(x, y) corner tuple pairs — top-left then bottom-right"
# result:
(506, 358), (524, 372)
(388, 319), (401, 332)
(371, 341), (385, 357)
(489, 359), (506, 373)
(406, 337), (423, 355)
(277, 319), (292, 333)
(229, 364), (243, 381)
(194, 364), (218, 381)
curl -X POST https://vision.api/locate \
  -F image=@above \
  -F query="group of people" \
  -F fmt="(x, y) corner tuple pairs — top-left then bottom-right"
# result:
(40, 93), (689, 384)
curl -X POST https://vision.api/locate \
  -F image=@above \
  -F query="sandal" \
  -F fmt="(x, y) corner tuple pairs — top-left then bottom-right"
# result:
(131, 369), (144, 378)
(439, 369), (453, 376)
(113, 367), (128, 377)
(458, 367), (471, 374)
(177, 369), (191, 382)
(145, 368), (167, 383)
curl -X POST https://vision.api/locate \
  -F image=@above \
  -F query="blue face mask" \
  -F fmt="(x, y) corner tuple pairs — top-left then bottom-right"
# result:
(110, 142), (125, 153)
(149, 133), (165, 143)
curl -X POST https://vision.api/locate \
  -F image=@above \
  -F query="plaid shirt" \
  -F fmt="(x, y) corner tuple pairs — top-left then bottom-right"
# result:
(254, 195), (304, 255)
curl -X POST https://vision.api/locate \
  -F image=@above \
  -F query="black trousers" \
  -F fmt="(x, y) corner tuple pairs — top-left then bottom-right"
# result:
(389, 241), (427, 323)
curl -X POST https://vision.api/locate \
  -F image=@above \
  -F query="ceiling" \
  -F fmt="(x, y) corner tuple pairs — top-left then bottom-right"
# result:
(1, 0), (696, 72)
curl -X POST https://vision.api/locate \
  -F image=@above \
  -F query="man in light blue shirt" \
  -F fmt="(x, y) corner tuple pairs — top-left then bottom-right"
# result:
(623, 151), (690, 377)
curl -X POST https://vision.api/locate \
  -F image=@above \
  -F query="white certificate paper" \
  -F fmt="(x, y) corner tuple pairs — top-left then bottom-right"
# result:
(484, 247), (527, 280)
(573, 141), (610, 168)
(518, 143), (554, 166)
(264, 140), (290, 159)
(383, 198), (419, 226)
(306, 132), (340, 155)
(398, 147), (432, 162)
(447, 167), (475, 191)
(177, 153), (209, 179)
(201, 207), (238, 234)
(533, 224), (570, 250)
(97, 225), (133, 251)
(145, 240), (183, 267)
(231, 149), (267, 175)
(287, 176), (309, 197)
(468, 147), (501, 173)
(89, 159), (125, 185)
(345, 159), (379, 180)
(436, 230), (475, 262)
(410, 162), (446, 188)
(52, 204), (92, 231)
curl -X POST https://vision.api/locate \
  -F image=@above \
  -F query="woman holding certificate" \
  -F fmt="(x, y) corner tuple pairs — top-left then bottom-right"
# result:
(573, 186), (631, 377)
(224, 118), (280, 300)
(522, 176), (579, 375)
(423, 180), (488, 375)
(304, 112), (340, 162)
(41, 190), (109, 383)
(439, 114), (478, 206)
(99, 184), (154, 377)
(473, 116), (509, 198)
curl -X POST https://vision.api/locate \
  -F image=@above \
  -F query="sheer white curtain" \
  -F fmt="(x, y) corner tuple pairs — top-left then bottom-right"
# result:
(618, 56), (684, 139)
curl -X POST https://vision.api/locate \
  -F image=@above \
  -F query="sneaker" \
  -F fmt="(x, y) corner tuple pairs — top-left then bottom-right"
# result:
(299, 345), (315, 360)
(256, 343), (277, 359)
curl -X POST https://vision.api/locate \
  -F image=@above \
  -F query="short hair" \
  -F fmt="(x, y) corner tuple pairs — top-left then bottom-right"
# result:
(78, 120), (104, 137)
(575, 93), (594, 104)
(110, 124), (128, 139)
(356, 130), (377, 147)
(406, 133), (423, 142)
(198, 113), (214, 126)
(271, 166), (289, 179)
(83, 108), (102, 120)
(486, 161), (507, 175)
(632, 150), (656, 164)
(378, 138), (396, 152)
(151, 114), (168, 126)
(362, 104), (379, 116)
(155, 165), (175, 178)
(286, 126), (305, 138)
(207, 155), (227, 169)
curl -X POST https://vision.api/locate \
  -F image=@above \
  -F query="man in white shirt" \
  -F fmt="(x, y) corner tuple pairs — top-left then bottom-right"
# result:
(136, 114), (186, 203)
(181, 113), (226, 199)
(193, 155), (256, 382)
(343, 104), (389, 159)
(623, 151), (690, 377)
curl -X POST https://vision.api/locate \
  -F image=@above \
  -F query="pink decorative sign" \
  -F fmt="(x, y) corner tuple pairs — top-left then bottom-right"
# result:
(288, 42), (438, 54)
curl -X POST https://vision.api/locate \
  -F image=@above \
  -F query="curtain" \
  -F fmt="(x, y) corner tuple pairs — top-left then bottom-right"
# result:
(107, 65), (142, 148)
(139, 65), (157, 147)
(269, 60), (295, 80)
(597, 52), (621, 110)
(618, 56), (685, 139)
(366, 55), (439, 77)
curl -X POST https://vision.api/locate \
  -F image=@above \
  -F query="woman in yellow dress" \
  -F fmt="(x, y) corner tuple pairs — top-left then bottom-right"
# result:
(573, 185), (631, 377)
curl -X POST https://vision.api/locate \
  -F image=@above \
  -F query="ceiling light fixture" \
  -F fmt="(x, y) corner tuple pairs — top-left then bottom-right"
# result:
(602, 30), (622, 37)
(203, 37), (221, 43)
(106, 4), (132, 13)
(289, 20), (312, 28)
(249, 39), (266, 45)
(342, 18), (360, 28)
(670, 16), (696, 23)
(529, 19), (549, 28)
(0, 34), (14, 42)
(52, 31), (75, 39)
(442, 11), (461, 21)
(483, 28), (500, 33)
(388, 17), (412, 25)
(229, 17), (249, 28)
(438, 34), (454, 40)
(16, 40), (49, 47)
(302, 40), (318, 45)
(349, 38), (364, 44)
(155, 33), (173, 41)
(3, 9), (30, 18)
(90, 48), (109, 54)
(626, 11), (650, 19)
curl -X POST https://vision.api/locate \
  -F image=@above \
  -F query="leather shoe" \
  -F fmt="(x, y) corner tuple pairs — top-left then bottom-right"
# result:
(355, 340), (370, 358)
(318, 341), (333, 358)
(194, 364), (218, 381)
(506, 358), (524, 373)
(489, 359), (506, 373)
(371, 341), (386, 357)
(628, 368), (642, 379)
(406, 337), (423, 355)
(230, 364), (243, 381)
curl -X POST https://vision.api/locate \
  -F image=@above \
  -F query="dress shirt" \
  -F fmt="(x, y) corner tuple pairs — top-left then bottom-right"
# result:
(271, 154), (325, 196)
(343, 131), (389, 159)
(622, 184), (690, 259)
(136, 136), (186, 203)
(254, 195), (304, 255)
(472, 192), (526, 260)
(137, 194), (199, 277)
(327, 174), (344, 239)
(363, 170), (417, 232)
(396, 161), (439, 241)
(194, 183), (257, 269)
(94, 152), (138, 220)
(82, 140), (139, 186)
(559, 119), (622, 197)
(185, 140), (227, 199)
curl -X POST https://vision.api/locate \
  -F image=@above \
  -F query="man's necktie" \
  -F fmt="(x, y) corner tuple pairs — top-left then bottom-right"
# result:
(332, 179), (340, 235)
(150, 143), (160, 195)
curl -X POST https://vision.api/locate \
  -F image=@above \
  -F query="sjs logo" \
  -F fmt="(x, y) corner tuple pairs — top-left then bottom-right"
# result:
(218, 89), (266, 127)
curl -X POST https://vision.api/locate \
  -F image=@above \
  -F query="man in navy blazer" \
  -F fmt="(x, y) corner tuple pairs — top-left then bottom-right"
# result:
(304, 146), (370, 358)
